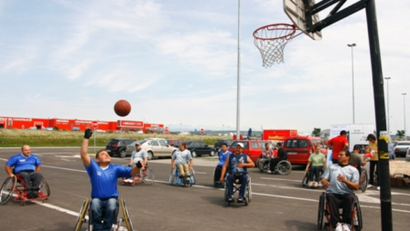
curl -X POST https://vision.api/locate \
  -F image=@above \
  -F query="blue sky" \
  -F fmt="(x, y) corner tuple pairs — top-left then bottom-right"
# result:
(0, 0), (409, 135)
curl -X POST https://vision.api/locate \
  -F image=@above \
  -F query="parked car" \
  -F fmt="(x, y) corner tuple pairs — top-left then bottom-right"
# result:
(406, 148), (410, 161)
(394, 141), (410, 158)
(126, 138), (177, 160)
(283, 136), (327, 165)
(214, 139), (231, 151)
(185, 141), (216, 157)
(106, 138), (136, 158)
(167, 139), (184, 147)
(228, 140), (269, 162)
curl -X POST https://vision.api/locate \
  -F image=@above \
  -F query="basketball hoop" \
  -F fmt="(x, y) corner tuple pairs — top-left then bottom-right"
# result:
(253, 23), (301, 67)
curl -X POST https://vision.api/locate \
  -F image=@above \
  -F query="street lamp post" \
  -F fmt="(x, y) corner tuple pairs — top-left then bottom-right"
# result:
(347, 43), (356, 124)
(403, 93), (407, 136)
(385, 77), (391, 133)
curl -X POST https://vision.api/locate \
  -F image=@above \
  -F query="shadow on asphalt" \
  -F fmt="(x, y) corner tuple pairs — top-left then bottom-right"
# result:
(285, 219), (317, 231)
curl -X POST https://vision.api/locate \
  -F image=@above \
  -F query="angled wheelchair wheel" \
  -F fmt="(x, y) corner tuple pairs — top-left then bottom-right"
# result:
(352, 196), (363, 231)
(39, 177), (51, 199)
(189, 169), (196, 186)
(359, 171), (368, 193)
(142, 167), (155, 185)
(74, 199), (90, 231)
(302, 172), (309, 187)
(317, 192), (325, 230)
(246, 177), (252, 202)
(119, 198), (134, 231)
(0, 176), (16, 205)
(169, 168), (176, 185)
(277, 160), (292, 175)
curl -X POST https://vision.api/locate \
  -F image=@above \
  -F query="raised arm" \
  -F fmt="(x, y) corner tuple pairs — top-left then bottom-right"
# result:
(81, 129), (93, 167)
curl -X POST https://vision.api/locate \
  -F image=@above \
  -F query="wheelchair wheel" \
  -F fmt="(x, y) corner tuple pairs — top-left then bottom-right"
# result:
(246, 178), (252, 202)
(359, 171), (368, 193)
(74, 199), (90, 231)
(119, 198), (134, 231)
(317, 192), (325, 230)
(142, 167), (155, 185)
(0, 176), (16, 205)
(352, 198), (363, 231)
(169, 168), (176, 185)
(189, 169), (196, 186)
(302, 172), (309, 187)
(39, 177), (51, 198)
(277, 160), (292, 175)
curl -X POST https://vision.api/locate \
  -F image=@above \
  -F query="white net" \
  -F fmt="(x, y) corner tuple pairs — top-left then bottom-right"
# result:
(253, 24), (300, 67)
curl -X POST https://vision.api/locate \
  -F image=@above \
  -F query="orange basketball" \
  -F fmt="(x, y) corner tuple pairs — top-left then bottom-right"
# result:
(114, 100), (131, 117)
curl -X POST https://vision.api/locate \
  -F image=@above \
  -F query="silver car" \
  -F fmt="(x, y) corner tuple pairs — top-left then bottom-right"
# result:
(126, 138), (177, 160)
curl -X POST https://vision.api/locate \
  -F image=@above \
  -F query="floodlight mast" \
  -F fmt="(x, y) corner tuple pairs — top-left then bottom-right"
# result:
(301, 0), (392, 230)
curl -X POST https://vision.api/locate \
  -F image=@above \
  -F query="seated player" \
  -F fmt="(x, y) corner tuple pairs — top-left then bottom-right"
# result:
(321, 150), (359, 231)
(124, 142), (148, 182)
(171, 142), (193, 182)
(305, 144), (326, 187)
(269, 142), (287, 173)
(220, 143), (255, 203)
(5, 145), (43, 198)
(349, 145), (366, 174)
(258, 143), (274, 172)
(214, 143), (231, 185)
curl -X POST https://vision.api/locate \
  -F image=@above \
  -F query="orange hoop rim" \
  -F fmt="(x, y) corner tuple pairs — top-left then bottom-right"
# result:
(253, 23), (299, 41)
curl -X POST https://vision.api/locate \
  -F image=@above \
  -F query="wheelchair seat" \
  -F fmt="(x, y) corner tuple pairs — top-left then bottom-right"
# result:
(223, 173), (252, 206)
(169, 168), (196, 186)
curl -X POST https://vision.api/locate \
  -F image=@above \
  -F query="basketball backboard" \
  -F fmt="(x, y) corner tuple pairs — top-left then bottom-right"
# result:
(284, 0), (322, 40)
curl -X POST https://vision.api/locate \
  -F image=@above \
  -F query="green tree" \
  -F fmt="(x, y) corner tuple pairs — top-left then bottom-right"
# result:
(312, 128), (321, 137)
(396, 130), (406, 139)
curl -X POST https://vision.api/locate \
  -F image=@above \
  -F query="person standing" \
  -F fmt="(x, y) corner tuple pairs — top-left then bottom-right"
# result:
(327, 130), (349, 164)
(305, 144), (327, 187)
(366, 134), (379, 190)
(81, 129), (140, 231)
(5, 145), (43, 198)
(214, 143), (231, 185)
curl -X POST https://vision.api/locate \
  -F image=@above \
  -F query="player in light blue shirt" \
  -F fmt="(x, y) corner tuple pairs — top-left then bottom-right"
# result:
(5, 145), (42, 199)
(321, 150), (359, 230)
(81, 129), (140, 231)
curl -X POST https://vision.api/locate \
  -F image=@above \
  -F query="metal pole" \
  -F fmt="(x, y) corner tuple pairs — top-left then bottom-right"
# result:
(236, 0), (241, 141)
(365, 1), (392, 230)
(403, 93), (407, 135)
(385, 77), (391, 133)
(347, 43), (356, 124)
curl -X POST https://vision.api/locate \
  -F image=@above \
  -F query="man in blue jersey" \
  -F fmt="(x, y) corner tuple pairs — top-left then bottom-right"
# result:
(220, 143), (255, 203)
(5, 145), (42, 199)
(81, 129), (140, 231)
(214, 143), (231, 186)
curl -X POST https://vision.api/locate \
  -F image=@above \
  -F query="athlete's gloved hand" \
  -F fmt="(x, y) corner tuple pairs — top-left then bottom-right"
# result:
(84, 128), (93, 139)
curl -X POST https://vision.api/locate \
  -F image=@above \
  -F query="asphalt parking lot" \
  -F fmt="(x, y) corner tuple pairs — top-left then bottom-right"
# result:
(0, 147), (409, 231)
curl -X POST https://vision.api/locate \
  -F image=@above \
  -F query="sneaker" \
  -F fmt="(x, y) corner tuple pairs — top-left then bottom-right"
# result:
(27, 192), (34, 199)
(342, 223), (351, 231)
(308, 181), (313, 187)
(227, 196), (234, 202)
(367, 184), (373, 189)
(335, 223), (343, 231)
(314, 182), (319, 188)
(267, 170), (272, 173)
(377, 186), (380, 191)
(237, 197), (244, 203)
(32, 191), (39, 198)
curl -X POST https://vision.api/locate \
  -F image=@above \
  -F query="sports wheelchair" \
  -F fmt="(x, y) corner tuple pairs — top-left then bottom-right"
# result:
(223, 173), (252, 206)
(74, 198), (134, 231)
(168, 168), (195, 186)
(121, 165), (155, 186)
(0, 174), (50, 205)
(257, 158), (292, 175)
(317, 192), (363, 231)
(302, 166), (324, 188)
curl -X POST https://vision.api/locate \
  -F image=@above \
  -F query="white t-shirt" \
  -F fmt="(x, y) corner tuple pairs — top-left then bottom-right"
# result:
(172, 149), (192, 165)
(131, 149), (148, 163)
